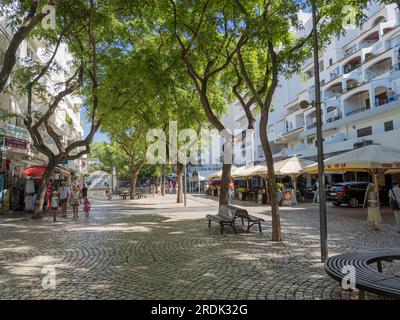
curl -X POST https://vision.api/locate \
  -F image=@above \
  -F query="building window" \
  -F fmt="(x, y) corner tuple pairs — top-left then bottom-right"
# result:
(384, 120), (394, 132)
(357, 126), (372, 138)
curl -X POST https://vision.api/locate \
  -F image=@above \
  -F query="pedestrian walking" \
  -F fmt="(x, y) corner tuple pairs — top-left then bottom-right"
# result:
(70, 185), (81, 220)
(83, 197), (91, 219)
(106, 187), (112, 200)
(58, 181), (70, 218)
(81, 184), (88, 198)
(228, 180), (235, 202)
(389, 183), (400, 233)
(51, 191), (59, 222)
(312, 181), (319, 205)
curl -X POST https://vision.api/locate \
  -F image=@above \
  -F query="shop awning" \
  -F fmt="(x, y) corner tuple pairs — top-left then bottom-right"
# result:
(23, 165), (47, 177)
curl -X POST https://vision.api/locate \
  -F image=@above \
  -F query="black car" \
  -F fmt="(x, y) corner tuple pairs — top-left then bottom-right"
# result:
(329, 182), (389, 208)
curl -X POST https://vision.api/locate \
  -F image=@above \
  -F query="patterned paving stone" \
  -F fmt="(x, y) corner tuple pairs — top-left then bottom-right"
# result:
(0, 194), (399, 300)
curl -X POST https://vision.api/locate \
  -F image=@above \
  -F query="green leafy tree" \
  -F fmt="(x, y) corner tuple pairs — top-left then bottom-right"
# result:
(0, 0), (56, 93)
(88, 142), (130, 181)
(229, 0), (369, 241)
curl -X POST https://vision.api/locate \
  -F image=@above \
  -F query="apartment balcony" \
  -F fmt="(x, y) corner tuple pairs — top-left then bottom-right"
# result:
(345, 106), (369, 117)
(298, 86), (315, 104)
(306, 122), (317, 130)
(326, 112), (343, 123)
(389, 63), (400, 80)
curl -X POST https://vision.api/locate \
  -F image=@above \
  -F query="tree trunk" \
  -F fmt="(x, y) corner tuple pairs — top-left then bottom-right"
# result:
(161, 164), (166, 196)
(219, 164), (231, 206)
(260, 113), (281, 242)
(130, 169), (138, 199)
(33, 160), (56, 219)
(0, 8), (47, 93)
(176, 164), (183, 203)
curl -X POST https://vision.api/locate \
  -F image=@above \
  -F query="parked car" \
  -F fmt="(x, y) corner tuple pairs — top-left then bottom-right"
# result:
(329, 182), (389, 208)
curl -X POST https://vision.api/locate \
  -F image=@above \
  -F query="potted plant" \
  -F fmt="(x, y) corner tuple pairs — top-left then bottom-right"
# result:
(276, 183), (285, 206)
(237, 187), (247, 201)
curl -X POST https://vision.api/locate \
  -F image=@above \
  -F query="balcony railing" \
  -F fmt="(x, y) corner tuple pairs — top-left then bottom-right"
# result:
(366, 67), (390, 80)
(306, 122), (317, 130)
(345, 106), (368, 117)
(326, 113), (343, 123)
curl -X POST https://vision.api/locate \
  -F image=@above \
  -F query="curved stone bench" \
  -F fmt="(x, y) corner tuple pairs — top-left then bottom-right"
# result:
(325, 249), (400, 299)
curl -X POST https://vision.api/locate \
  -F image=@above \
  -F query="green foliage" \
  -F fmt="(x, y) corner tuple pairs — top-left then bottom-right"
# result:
(89, 141), (130, 181)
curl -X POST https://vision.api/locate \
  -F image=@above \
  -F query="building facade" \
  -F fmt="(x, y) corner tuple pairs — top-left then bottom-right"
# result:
(216, 2), (400, 187)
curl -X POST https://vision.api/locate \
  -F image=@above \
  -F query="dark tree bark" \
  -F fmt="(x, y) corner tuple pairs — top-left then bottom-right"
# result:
(260, 111), (281, 241)
(176, 163), (183, 203)
(170, 0), (248, 208)
(219, 164), (231, 206)
(161, 164), (166, 196)
(130, 169), (138, 198)
(32, 156), (58, 218)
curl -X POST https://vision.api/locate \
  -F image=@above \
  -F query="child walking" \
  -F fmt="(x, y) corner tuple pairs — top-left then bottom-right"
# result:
(83, 197), (91, 219)
(51, 191), (59, 222)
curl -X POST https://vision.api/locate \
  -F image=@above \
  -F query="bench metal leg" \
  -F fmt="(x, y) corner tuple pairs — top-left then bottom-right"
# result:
(232, 221), (237, 234)
(208, 219), (211, 228)
(241, 217), (244, 225)
(377, 261), (383, 273)
(220, 223), (224, 235)
(258, 222), (262, 234)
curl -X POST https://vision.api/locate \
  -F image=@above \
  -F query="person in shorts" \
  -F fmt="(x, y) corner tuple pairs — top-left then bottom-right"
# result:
(58, 181), (70, 218)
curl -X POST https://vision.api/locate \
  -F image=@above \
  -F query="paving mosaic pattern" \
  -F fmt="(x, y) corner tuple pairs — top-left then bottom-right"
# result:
(0, 194), (399, 300)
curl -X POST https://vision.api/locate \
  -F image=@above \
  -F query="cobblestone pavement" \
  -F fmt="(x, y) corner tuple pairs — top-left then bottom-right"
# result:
(0, 194), (399, 300)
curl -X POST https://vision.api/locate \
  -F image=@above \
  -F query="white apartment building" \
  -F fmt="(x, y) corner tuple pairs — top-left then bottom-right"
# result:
(0, 15), (84, 187)
(217, 2), (400, 186)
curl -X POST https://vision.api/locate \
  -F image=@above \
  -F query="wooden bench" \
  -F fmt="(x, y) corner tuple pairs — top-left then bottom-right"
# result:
(119, 193), (128, 200)
(325, 248), (400, 299)
(207, 205), (264, 235)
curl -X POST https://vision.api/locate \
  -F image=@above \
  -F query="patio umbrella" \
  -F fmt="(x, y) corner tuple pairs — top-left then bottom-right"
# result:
(231, 165), (254, 178)
(274, 156), (316, 176)
(304, 144), (400, 196)
(22, 165), (47, 177)
(207, 166), (238, 180)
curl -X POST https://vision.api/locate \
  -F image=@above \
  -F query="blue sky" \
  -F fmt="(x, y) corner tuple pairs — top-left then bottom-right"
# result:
(81, 109), (109, 143)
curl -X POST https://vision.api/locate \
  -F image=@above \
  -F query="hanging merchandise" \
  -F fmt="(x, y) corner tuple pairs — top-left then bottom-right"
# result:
(25, 179), (35, 194)
(24, 194), (36, 211)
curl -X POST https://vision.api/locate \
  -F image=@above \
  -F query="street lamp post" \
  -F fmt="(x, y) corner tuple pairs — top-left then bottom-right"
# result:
(300, 0), (328, 263)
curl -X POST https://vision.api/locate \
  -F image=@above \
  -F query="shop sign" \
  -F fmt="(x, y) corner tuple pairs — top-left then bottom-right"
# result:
(4, 136), (28, 151)
(0, 122), (30, 141)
